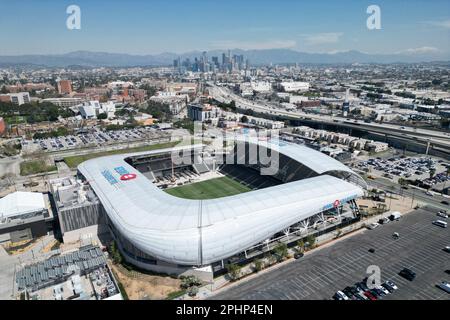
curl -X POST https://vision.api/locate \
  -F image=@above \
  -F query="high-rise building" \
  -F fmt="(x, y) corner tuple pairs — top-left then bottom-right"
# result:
(212, 56), (219, 67)
(8, 92), (31, 105)
(57, 80), (73, 94)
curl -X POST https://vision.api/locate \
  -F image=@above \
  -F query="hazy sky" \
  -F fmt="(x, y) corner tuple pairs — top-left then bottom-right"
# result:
(1, 0), (449, 56)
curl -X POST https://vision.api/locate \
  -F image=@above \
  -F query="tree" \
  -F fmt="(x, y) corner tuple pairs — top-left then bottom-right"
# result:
(1, 85), (9, 94)
(273, 242), (288, 262)
(226, 263), (241, 281)
(97, 112), (107, 120)
(429, 168), (436, 180)
(110, 241), (123, 265)
(398, 178), (408, 187)
(253, 258), (263, 272)
(240, 115), (248, 123)
(305, 235), (316, 249)
(180, 275), (202, 289)
(187, 286), (199, 297)
(296, 240), (305, 253)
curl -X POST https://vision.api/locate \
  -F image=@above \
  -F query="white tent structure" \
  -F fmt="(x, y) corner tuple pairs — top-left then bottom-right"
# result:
(78, 140), (365, 268)
(0, 191), (46, 221)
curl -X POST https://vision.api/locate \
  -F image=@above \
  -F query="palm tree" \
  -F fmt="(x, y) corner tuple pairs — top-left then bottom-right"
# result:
(253, 259), (263, 272)
(297, 240), (305, 253)
(429, 168), (436, 180)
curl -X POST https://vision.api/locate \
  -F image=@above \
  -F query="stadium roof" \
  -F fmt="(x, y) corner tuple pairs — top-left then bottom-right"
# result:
(0, 191), (46, 219)
(78, 140), (365, 266)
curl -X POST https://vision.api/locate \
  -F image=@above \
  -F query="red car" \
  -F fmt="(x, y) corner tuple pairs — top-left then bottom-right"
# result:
(364, 291), (377, 301)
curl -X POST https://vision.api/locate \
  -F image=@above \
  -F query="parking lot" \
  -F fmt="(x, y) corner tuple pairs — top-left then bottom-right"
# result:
(356, 156), (450, 188)
(213, 207), (450, 300)
(22, 127), (171, 153)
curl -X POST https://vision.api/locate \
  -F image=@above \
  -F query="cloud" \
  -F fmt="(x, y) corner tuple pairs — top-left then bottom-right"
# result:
(424, 19), (450, 29)
(398, 46), (440, 55)
(300, 33), (343, 46)
(209, 40), (296, 50)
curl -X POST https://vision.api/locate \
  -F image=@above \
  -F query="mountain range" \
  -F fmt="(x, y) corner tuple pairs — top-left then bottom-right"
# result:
(0, 49), (448, 67)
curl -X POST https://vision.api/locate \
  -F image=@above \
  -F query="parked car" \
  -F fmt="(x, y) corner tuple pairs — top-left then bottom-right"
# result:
(441, 200), (449, 206)
(356, 281), (369, 292)
(436, 281), (450, 294)
(399, 268), (416, 281)
(367, 222), (380, 230)
(294, 252), (304, 259)
(378, 217), (390, 224)
(381, 282), (395, 293)
(376, 285), (390, 295)
(333, 291), (349, 300)
(342, 287), (357, 300)
(443, 246), (450, 253)
(433, 220), (448, 228)
(369, 288), (382, 298)
(368, 248), (376, 253)
(437, 211), (448, 219)
(363, 291), (377, 300)
(383, 280), (398, 290)
(389, 212), (402, 221)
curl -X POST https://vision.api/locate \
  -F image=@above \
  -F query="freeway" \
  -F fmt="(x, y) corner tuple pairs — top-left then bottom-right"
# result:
(369, 177), (450, 211)
(208, 84), (450, 151)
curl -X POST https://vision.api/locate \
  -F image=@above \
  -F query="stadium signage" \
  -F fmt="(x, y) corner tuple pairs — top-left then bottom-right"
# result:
(322, 195), (356, 211)
(114, 166), (137, 181)
(101, 170), (118, 185)
(101, 167), (137, 185)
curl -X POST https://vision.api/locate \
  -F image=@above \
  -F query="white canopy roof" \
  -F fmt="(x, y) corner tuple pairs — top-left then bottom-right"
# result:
(78, 141), (365, 266)
(0, 191), (46, 219)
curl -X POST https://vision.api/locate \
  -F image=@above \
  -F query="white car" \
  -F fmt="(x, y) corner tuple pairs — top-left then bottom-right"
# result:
(384, 280), (398, 290)
(334, 291), (349, 300)
(437, 281), (450, 294)
(437, 211), (448, 219)
(376, 285), (390, 295)
(367, 222), (380, 230)
(425, 191), (433, 196)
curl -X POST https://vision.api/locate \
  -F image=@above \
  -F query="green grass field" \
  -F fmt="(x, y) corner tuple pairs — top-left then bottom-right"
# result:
(164, 176), (251, 200)
(63, 141), (179, 168)
(20, 160), (57, 176)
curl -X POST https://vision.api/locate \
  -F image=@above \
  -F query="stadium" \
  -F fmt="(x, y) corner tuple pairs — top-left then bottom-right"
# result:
(76, 137), (367, 277)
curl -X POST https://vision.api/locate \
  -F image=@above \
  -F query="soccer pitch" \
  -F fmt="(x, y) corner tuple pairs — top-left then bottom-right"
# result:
(164, 176), (251, 200)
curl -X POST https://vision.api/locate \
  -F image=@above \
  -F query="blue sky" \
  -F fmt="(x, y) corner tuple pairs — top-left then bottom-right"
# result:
(1, 0), (449, 56)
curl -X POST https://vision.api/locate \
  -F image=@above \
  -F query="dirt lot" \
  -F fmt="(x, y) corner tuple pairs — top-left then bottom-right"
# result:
(357, 194), (418, 216)
(111, 264), (181, 300)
